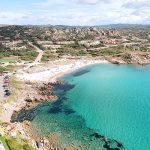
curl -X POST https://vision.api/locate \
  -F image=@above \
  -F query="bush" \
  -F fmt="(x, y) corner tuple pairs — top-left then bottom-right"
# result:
(23, 144), (35, 150)
(6, 138), (23, 150)
(0, 136), (9, 150)
(0, 49), (38, 61)
(0, 66), (7, 74)
(88, 49), (122, 57)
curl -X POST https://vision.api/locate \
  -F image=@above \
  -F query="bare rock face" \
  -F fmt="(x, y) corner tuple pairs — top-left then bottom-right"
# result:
(108, 58), (126, 64)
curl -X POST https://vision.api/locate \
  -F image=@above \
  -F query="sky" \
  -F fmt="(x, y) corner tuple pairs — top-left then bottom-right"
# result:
(0, 0), (150, 25)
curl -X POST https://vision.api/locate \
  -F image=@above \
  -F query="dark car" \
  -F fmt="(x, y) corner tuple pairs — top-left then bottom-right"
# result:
(4, 76), (9, 80)
(4, 89), (10, 93)
(4, 90), (11, 96)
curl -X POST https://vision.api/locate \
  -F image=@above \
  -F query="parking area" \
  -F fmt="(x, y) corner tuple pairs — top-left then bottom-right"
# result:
(0, 76), (4, 100)
(0, 72), (11, 100)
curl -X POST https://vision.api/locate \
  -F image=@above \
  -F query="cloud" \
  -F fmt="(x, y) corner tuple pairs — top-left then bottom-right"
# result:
(76, 0), (111, 5)
(1, 0), (150, 25)
(34, 0), (112, 7)
(121, 0), (150, 24)
(0, 11), (32, 24)
(0, 12), (29, 19)
(122, 0), (150, 9)
(33, 0), (70, 7)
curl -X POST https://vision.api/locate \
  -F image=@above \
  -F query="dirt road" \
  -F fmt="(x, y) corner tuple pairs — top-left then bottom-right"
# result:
(28, 42), (44, 63)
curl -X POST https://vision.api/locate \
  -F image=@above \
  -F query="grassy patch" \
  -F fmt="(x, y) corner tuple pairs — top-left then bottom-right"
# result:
(0, 136), (10, 150)
(0, 58), (16, 63)
(6, 76), (23, 103)
(41, 50), (57, 61)
(5, 137), (35, 150)
(5, 65), (15, 72)
(0, 136), (35, 150)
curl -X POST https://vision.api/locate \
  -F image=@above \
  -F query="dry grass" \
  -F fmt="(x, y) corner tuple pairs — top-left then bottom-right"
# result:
(7, 76), (23, 103)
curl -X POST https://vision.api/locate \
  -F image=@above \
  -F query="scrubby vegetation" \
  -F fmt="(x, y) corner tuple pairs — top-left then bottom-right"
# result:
(0, 49), (38, 61)
(56, 42), (88, 56)
(0, 136), (34, 150)
(88, 49), (123, 57)
(0, 25), (150, 62)
(0, 66), (7, 74)
(41, 50), (57, 61)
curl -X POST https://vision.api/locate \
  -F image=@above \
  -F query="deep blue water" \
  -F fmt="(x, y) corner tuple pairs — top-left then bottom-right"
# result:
(13, 64), (150, 150)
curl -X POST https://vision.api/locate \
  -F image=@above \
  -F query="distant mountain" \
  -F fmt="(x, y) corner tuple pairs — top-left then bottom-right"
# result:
(24, 25), (90, 29)
(30, 24), (150, 29)
(99, 24), (150, 29)
(0, 24), (150, 29)
(0, 24), (9, 27)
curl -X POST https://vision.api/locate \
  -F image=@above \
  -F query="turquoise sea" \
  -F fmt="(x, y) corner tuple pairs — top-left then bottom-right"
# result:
(13, 64), (150, 150)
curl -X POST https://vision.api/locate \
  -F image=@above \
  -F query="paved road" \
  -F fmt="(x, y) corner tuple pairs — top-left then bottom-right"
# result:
(0, 76), (4, 100)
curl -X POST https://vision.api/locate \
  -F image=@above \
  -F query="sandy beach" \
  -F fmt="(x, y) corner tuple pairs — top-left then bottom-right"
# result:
(16, 58), (109, 83)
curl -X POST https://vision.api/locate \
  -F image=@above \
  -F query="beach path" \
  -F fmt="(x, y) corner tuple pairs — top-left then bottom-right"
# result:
(16, 42), (44, 72)
(28, 42), (44, 63)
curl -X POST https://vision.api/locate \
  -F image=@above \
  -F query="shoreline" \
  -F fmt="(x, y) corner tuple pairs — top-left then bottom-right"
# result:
(1, 58), (109, 124)
(3, 57), (147, 150)
(10, 58), (125, 150)
(50, 59), (109, 82)
(16, 58), (109, 83)
(0, 57), (148, 149)
(0, 58), (109, 150)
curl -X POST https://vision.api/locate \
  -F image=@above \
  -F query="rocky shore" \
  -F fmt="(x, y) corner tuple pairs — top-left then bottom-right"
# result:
(11, 80), (65, 118)
(10, 79), (124, 150)
(23, 81), (61, 109)
(108, 53), (150, 65)
(0, 58), (108, 150)
(10, 80), (70, 150)
(0, 75), (67, 150)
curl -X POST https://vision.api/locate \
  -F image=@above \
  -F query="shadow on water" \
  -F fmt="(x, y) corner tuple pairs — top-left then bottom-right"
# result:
(11, 81), (124, 150)
(73, 69), (90, 77)
(48, 82), (75, 115)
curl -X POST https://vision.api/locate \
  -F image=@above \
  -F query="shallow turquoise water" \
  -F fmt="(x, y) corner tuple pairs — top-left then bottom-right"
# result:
(61, 64), (150, 150)
(13, 64), (150, 149)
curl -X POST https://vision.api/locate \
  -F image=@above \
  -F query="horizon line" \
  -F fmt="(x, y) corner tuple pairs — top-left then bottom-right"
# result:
(1, 23), (150, 27)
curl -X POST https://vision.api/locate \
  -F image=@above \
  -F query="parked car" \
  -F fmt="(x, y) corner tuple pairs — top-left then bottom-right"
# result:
(4, 76), (9, 80)
(3, 84), (8, 88)
(4, 89), (10, 93)
(4, 80), (9, 84)
(5, 90), (11, 96)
